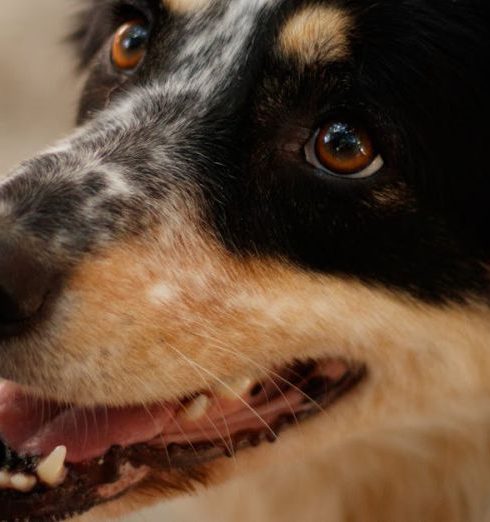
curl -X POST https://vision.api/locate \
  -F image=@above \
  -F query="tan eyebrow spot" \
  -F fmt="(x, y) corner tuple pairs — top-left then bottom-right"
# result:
(162, 0), (212, 14)
(277, 6), (351, 65)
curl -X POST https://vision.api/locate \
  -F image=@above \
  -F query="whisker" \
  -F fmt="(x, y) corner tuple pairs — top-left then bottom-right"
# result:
(177, 395), (229, 456)
(209, 388), (237, 461)
(210, 344), (304, 436)
(89, 406), (99, 448)
(81, 407), (89, 455)
(39, 395), (46, 430)
(166, 348), (236, 460)
(130, 375), (196, 466)
(131, 373), (202, 465)
(166, 344), (277, 439)
(101, 403), (109, 444)
(206, 341), (327, 414)
(141, 401), (174, 467)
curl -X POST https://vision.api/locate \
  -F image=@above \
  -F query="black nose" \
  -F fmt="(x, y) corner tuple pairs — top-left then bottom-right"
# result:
(0, 240), (54, 338)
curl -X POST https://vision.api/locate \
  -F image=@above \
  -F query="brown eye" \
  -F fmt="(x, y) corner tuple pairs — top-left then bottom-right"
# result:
(111, 20), (150, 72)
(306, 119), (384, 178)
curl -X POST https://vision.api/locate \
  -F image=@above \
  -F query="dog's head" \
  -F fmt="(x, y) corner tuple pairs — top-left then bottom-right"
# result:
(1, 0), (489, 520)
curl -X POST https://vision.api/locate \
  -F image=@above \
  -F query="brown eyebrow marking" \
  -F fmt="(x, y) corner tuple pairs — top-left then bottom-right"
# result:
(162, 0), (212, 14)
(277, 5), (351, 66)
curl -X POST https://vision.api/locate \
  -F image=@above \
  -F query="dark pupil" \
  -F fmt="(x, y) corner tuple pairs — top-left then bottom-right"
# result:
(122, 25), (149, 53)
(322, 122), (363, 158)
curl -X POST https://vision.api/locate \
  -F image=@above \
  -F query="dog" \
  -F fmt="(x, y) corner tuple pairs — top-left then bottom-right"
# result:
(1, 0), (490, 520)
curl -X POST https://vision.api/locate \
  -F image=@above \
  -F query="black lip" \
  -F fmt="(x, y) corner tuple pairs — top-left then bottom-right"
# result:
(0, 364), (366, 522)
(0, 290), (52, 341)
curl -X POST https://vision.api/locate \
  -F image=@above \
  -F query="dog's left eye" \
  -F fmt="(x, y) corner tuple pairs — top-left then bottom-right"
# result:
(305, 119), (384, 179)
(111, 20), (150, 72)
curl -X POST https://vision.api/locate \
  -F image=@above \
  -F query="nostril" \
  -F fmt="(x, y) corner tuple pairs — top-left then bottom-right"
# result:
(0, 240), (55, 338)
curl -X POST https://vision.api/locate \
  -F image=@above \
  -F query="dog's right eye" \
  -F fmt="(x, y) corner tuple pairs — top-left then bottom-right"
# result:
(111, 20), (150, 72)
(305, 119), (384, 179)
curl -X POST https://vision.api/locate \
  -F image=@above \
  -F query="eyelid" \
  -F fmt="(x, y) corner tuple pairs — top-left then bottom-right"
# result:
(114, 0), (156, 22)
(304, 129), (385, 179)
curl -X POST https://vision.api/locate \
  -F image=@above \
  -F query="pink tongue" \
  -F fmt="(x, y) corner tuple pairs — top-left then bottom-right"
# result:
(1, 376), (311, 464)
(0, 381), (177, 463)
(0, 381), (62, 449)
(20, 404), (178, 463)
(0, 381), (289, 464)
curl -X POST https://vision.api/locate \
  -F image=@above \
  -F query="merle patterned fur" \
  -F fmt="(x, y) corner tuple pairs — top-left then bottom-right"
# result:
(1, 0), (489, 311)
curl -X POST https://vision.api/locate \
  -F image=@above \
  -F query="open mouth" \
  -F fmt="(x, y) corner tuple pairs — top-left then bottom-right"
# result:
(0, 358), (366, 521)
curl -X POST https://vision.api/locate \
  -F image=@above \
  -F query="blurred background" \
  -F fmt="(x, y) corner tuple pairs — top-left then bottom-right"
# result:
(0, 0), (80, 176)
(0, 3), (207, 520)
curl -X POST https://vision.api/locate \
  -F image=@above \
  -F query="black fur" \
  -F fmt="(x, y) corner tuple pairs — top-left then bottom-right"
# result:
(2, 0), (490, 305)
(72, 0), (490, 301)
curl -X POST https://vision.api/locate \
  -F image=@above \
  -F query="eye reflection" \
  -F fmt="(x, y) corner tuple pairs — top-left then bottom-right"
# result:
(111, 21), (150, 72)
(305, 119), (384, 178)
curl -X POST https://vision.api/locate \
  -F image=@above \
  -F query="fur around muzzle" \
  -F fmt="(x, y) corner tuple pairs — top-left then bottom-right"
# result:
(1, 1), (490, 520)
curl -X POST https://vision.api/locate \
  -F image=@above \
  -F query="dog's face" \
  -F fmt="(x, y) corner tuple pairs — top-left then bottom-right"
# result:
(1, 0), (490, 520)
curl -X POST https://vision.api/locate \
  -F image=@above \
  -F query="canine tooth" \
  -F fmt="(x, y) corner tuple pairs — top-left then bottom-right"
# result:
(10, 473), (37, 492)
(216, 377), (252, 400)
(36, 445), (67, 487)
(0, 470), (11, 488)
(180, 394), (210, 421)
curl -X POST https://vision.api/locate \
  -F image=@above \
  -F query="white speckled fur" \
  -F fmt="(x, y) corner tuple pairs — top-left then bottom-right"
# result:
(1, 1), (489, 521)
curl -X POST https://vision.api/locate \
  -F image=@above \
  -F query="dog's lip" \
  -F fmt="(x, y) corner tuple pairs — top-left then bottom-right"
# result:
(1, 359), (352, 463)
(0, 358), (366, 521)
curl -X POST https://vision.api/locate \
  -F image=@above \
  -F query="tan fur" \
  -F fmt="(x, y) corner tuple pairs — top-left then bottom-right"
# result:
(1, 3), (488, 521)
(85, 400), (490, 521)
(162, 0), (212, 14)
(3, 196), (490, 520)
(370, 183), (416, 210)
(4, 198), (490, 407)
(277, 6), (351, 66)
(137, 406), (490, 522)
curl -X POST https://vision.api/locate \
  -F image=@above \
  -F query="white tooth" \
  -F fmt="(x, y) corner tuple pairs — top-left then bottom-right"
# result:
(36, 445), (67, 487)
(216, 377), (252, 400)
(0, 470), (11, 488)
(10, 473), (37, 492)
(180, 394), (210, 421)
